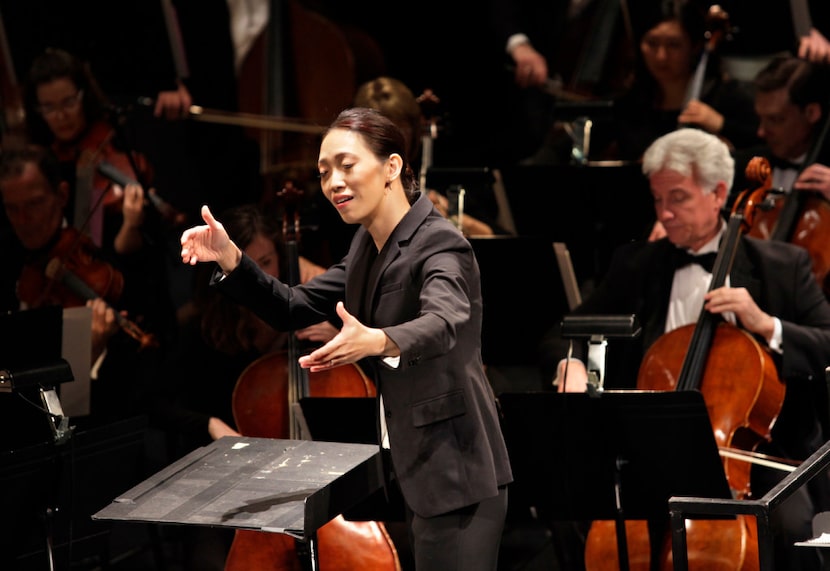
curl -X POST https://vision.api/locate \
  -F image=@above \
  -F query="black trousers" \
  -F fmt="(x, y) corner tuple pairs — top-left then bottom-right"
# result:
(406, 485), (508, 571)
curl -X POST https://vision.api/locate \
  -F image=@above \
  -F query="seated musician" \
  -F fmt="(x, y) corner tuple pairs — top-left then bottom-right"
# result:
(0, 145), (171, 432)
(525, 0), (761, 165)
(155, 203), (334, 452)
(541, 128), (830, 571)
(151, 203), (334, 570)
(731, 55), (830, 206)
(22, 48), (176, 257)
(650, 55), (830, 242)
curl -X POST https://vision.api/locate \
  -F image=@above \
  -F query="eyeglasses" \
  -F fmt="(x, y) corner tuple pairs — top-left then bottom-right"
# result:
(36, 90), (84, 117)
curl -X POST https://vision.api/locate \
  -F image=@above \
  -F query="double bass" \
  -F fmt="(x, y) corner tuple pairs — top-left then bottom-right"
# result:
(584, 172), (786, 570)
(223, 186), (400, 571)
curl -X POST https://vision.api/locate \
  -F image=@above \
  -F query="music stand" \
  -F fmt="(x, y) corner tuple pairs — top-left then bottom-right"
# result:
(425, 167), (500, 232)
(497, 390), (731, 571)
(0, 306), (75, 446)
(1, 416), (148, 568)
(93, 436), (385, 569)
(298, 396), (407, 522)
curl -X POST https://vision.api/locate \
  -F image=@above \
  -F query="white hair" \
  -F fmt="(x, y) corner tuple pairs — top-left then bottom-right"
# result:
(642, 128), (734, 193)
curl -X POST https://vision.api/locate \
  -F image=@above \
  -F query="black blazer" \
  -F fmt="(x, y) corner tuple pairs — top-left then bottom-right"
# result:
(215, 192), (513, 517)
(542, 233), (830, 459)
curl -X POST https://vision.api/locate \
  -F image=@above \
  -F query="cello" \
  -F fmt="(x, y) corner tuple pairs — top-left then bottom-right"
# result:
(223, 186), (400, 571)
(584, 170), (786, 570)
(680, 5), (732, 117)
(733, 104), (830, 299)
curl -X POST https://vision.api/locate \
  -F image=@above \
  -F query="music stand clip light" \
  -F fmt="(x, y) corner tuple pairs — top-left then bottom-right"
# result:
(1, 306), (75, 444)
(561, 314), (641, 394)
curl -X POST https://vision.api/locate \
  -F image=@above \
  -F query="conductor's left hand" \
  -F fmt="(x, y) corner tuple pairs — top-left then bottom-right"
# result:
(298, 302), (397, 372)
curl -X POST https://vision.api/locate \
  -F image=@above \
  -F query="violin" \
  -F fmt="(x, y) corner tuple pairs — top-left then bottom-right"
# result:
(17, 226), (158, 350)
(58, 121), (184, 232)
(96, 160), (185, 226)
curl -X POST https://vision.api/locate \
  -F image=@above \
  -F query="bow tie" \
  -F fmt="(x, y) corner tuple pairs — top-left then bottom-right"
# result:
(672, 249), (717, 273)
(769, 156), (803, 171)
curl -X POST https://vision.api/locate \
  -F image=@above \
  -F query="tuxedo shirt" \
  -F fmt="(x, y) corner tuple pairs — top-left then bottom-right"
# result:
(544, 232), (830, 462)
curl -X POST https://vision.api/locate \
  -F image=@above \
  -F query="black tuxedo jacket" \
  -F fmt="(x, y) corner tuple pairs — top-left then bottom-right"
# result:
(542, 233), (830, 459)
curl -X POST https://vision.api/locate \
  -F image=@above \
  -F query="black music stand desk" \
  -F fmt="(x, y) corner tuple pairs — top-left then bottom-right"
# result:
(498, 390), (731, 571)
(93, 437), (384, 568)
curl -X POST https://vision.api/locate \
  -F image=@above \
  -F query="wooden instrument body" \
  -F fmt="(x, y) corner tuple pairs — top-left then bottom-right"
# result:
(224, 341), (400, 571)
(586, 206), (783, 571)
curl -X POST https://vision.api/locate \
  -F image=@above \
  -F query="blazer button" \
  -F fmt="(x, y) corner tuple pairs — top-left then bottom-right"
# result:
(385, 409), (392, 419)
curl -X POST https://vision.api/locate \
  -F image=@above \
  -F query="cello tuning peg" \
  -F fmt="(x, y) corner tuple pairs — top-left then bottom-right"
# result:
(276, 181), (305, 207)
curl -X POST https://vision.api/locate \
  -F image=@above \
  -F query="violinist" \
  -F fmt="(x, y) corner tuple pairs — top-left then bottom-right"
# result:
(181, 108), (513, 570)
(731, 56), (830, 207)
(22, 48), (168, 256)
(0, 145), (171, 429)
(541, 128), (830, 570)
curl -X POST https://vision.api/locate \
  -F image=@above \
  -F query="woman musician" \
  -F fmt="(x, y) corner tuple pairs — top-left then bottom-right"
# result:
(22, 47), (178, 257)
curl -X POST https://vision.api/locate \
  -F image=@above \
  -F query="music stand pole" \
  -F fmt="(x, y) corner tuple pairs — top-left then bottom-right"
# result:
(611, 455), (631, 571)
(294, 531), (320, 570)
(1, 358), (76, 568)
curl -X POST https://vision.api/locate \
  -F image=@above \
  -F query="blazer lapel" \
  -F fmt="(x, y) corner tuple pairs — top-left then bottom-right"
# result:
(345, 191), (433, 322)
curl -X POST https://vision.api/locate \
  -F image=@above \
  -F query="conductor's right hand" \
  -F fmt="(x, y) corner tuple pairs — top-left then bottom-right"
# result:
(180, 205), (242, 273)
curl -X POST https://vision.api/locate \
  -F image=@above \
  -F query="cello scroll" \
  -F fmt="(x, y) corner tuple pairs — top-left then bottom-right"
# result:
(733, 152), (830, 298)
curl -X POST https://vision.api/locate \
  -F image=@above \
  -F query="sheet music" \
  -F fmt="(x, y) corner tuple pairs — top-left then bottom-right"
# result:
(60, 306), (91, 416)
(553, 242), (582, 310)
(447, 186), (465, 233)
(795, 532), (830, 548)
